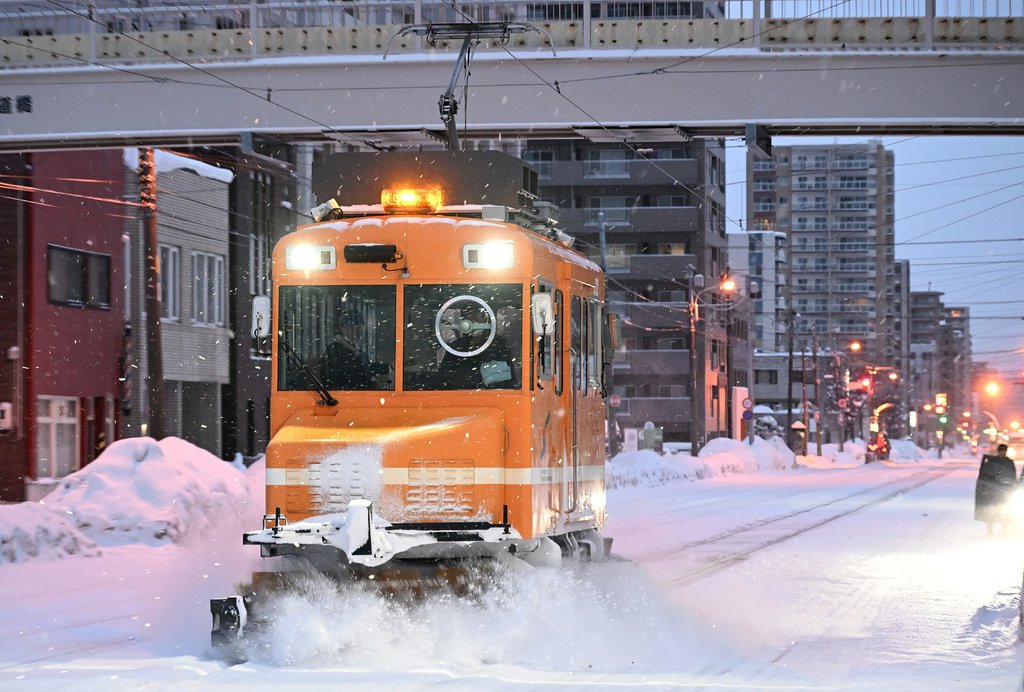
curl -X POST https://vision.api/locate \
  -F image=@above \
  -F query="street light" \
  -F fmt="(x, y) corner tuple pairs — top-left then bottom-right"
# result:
(689, 273), (738, 455)
(984, 380), (1001, 397)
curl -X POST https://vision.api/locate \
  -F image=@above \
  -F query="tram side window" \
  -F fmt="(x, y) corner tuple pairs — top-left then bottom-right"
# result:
(278, 285), (396, 392)
(571, 295), (586, 395)
(555, 290), (564, 396)
(589, 298), (602, 389)
(404, 283), (523, 391)
(538, 282), (555, 382)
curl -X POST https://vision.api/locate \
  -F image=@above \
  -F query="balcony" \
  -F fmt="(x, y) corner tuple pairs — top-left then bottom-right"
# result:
(831, 159), (871, 170)
(619, 397), (691, 425)
(625, 253), (697, 277)
(560, 206), (701, 232)
(834, 202), (876, 212)
(833, 184), (877, 194)
(584, 160), (630, 178)
(537, 158), (699, 187)
(626, 349), (690, 376)
(791, 162), (829, 171)
(615, 302), (691, 330)
(832, 266), (876, 275)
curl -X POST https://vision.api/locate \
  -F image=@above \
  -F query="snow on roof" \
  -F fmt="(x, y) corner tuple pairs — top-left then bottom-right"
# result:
(122, 147), (234, 184)
(40, 436), (250, 547)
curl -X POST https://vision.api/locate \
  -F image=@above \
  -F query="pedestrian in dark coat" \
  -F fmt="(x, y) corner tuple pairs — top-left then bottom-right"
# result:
(974, 443), (1018, 535)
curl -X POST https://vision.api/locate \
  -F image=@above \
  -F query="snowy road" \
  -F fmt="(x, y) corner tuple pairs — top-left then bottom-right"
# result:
(2, 454), (1023, 690)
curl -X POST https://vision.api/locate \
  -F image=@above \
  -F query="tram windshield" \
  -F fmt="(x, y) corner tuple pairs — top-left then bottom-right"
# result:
(278, 285), (396, 391)
(403, 284), (523, 391)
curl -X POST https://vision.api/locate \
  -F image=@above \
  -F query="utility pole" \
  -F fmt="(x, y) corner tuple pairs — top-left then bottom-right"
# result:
(785, 309), (795, 450)
(139, 148), (164, 440)
(813, 334), (823, 456)
(597, 212), (618, 457)
(836, 348), (845, 453)
(690, 274), (705, 455)
(801, 350), (809, 456)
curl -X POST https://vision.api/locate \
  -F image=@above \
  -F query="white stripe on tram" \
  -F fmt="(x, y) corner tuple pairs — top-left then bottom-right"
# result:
(265, 465), (605, 487)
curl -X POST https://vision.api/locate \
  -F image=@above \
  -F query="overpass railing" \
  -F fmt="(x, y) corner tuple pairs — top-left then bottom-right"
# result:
(1, 0), (1021, 67)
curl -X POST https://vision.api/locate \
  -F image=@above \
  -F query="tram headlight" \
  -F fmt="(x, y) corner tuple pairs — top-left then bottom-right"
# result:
(463, 241), (515, 269)
(286, 244), (336, 271)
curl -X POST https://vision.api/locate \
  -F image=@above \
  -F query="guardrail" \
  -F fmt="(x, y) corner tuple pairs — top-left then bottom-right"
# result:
(1, 0), (1021, 68)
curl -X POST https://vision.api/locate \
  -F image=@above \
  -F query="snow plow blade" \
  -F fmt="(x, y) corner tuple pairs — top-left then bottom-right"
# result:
(242, 499), (520, 566)
(209, 558), (502, 660)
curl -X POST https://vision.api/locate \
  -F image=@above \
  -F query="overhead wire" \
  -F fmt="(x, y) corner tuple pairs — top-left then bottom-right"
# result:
(11, 3), (1024, 362)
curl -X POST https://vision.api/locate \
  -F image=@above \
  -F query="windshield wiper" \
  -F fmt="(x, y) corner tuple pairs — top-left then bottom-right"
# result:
(279, 336), (338, 406)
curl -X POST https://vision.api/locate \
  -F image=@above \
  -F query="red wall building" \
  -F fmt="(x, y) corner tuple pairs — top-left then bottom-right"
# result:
(0, 151), (127, 501)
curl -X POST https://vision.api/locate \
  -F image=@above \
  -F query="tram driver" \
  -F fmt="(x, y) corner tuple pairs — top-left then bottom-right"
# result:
(323, 309), (375, 390)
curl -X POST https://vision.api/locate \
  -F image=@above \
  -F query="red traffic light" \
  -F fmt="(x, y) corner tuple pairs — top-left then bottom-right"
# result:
(934, 405), (946, 415)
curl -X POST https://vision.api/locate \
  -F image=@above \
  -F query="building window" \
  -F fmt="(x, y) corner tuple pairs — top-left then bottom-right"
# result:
(755, 369), (778, 384)
(47, 245), (110, 309)
(249, 171), (273, 296)
(523, 150), (553, 178)
(584, 150), (628, 178)
(656, 194), (690, 207)
(192, 251), (225, 326)
(159, 244), (180, 320)
(36, 396), (79, 479)
(122, 234), (132, 317)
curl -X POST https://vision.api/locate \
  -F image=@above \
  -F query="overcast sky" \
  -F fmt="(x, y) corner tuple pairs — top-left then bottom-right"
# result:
(725, 136), (1024, 378)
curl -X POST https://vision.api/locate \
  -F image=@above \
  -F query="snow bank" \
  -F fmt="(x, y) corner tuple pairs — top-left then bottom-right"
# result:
(0, 503), (99, 564)
(697, 437), (760, 473)
(608, 437), (795, 488)
(748, 436), (798, 470)
(611, 436), (931, 486)
(40, 437), (250, 546)
(607, 450), (696, 487)
(889, 438), (929, 462)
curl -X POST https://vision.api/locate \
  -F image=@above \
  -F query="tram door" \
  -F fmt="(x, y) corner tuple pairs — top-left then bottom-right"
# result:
(568, 294), (584, 513)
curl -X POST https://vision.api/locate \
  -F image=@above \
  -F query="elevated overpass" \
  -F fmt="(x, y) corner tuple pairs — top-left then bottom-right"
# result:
(0, 0), (1022, 150)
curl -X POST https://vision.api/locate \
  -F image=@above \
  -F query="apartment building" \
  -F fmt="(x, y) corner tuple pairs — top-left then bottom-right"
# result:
(728, 229), (787, 353)
(908, 290), (945, 412)
(938, 305), (972, 417)
(523, 140), (730, 444)
(747, 141), (896, 362)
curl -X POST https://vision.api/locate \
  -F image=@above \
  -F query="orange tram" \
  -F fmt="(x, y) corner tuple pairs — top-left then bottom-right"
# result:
(211, 152), (616, 647)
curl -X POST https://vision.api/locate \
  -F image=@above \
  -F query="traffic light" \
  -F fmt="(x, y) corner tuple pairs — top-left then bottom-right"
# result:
(938, 414), (949, 425)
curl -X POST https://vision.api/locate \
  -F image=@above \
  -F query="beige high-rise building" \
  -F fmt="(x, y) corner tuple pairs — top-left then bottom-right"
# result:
(746, 141), (896, 362)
